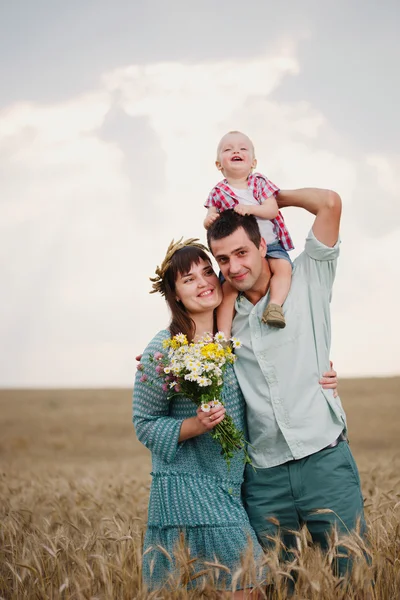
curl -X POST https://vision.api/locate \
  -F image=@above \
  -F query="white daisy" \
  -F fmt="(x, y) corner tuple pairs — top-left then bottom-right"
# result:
(230, 337), (242, 349)
(175, 333), (187, 344)
(214, 331), (227, 343)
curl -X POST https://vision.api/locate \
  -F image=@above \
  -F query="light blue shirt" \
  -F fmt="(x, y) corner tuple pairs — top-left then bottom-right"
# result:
(232, 229), (346, 469)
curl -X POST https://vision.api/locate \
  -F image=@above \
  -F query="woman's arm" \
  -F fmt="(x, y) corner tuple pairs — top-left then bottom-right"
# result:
(133, 333), (225, 462)
(133, 334), (185, 463)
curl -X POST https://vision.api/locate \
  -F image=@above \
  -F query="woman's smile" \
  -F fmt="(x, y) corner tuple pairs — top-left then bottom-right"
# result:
(197, 288), (214, 297)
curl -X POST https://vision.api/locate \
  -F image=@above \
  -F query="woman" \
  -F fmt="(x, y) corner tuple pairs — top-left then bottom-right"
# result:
(133, 238), (338, 595)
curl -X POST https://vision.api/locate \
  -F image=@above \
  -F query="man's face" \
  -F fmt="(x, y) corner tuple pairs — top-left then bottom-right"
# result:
(210, 227), (266, 293)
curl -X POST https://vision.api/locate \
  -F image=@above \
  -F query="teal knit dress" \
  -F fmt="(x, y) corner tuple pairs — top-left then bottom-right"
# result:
(133, 330), (264, 592)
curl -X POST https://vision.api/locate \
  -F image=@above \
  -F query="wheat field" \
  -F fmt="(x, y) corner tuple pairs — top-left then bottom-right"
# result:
(1, 378), (399, 599)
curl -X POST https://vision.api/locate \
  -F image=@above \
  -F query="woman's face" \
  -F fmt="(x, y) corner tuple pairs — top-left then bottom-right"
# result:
(175, 259), (222, 315)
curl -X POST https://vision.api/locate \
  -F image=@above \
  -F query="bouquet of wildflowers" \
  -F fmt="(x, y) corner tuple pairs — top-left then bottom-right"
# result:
(139, 332), (252, 468)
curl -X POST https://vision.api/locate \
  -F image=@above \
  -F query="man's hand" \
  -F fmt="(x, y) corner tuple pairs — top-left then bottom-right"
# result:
(320, 361), (339, 398)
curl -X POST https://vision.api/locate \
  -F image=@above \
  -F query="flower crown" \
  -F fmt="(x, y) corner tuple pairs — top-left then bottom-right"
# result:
(149, 238), (209, 296)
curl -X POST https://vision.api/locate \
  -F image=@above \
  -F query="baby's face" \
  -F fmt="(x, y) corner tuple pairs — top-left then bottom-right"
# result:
(216, 132), (256, 179)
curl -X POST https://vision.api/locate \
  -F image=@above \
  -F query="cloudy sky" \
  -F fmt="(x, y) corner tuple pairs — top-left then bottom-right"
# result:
(1, 0), (399, 386)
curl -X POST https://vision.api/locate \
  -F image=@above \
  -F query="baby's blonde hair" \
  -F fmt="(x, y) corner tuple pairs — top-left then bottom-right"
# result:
(216, 131), (256, 160)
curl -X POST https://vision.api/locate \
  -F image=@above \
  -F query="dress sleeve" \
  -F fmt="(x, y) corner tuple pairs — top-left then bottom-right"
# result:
(133, 331), (185, 464)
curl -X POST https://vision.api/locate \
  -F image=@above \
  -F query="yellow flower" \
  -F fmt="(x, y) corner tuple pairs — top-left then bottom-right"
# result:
(201, 343), (218, 359)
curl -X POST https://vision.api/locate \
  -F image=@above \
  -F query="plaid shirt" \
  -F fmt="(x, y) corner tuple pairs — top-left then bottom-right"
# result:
(205, 172), (294, 251)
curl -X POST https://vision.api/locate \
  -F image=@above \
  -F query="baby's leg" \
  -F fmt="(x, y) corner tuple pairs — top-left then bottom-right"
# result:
(262, 258), (292, 328)
(216, 281), (238, 339)
(268, 258), (292, 306)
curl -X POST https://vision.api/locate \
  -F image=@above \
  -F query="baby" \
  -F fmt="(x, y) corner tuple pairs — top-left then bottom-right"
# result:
(204, 130), (294, 336)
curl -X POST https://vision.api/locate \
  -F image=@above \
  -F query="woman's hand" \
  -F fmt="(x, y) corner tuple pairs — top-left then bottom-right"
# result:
(196, 404), (226, 432)
(178, 405), (226, 441)
(320, 361), (339, 398)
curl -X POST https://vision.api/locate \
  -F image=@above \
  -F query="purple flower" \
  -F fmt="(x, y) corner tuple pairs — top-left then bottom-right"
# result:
(154, 351), (164, 360)
(137, 363), (144, 371)
(140, 374), (148, 383)
(162, 383), (168, 392)
(175, 384), (181, 392)
(155, 365), (164, 373)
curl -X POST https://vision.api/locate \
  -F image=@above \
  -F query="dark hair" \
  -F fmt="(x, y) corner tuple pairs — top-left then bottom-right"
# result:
(164, 246), (215, 341)
(206, 209), (261, 251)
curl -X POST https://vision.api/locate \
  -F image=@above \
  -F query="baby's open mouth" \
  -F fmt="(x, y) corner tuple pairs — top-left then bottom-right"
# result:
(231, 156), (242, 161)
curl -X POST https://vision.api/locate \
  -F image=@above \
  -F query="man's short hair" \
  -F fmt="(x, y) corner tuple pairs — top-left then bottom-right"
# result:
(207, 209), (261, 251)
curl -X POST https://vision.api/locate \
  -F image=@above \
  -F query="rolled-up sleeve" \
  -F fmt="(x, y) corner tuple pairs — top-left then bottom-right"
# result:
(133, 332), (185, 464)
(296, 229), (341, 292)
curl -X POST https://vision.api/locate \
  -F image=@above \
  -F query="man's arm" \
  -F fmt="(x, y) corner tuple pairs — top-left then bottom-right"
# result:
(277, 188), (342, 247)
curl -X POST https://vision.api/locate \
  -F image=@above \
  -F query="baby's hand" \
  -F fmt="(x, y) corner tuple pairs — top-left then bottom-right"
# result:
(204, 212), (220, 229)
(234, 204), (253, 216)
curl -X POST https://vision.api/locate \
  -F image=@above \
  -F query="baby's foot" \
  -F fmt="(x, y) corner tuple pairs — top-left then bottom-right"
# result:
(262, 303), (286, 328)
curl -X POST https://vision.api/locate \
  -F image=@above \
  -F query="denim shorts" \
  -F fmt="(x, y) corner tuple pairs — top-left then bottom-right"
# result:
(266, 241), (293, 265)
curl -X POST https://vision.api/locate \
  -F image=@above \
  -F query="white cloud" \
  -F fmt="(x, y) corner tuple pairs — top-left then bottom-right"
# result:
(1, 51), (399, 385)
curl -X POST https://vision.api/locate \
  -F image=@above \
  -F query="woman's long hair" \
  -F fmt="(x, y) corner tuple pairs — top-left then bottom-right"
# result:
(163, 246), (216, 341)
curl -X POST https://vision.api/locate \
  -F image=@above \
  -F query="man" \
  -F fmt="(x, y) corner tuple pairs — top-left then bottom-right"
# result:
(207, 188), (366, 574)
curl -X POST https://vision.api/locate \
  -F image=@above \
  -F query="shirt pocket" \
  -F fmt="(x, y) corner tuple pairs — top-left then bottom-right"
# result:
(254, 306), (306, 360)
